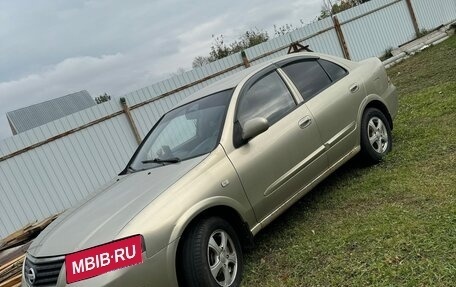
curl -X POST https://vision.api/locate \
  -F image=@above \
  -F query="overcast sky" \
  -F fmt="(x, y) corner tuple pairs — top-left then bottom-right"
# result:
(0, 0), (322, 141)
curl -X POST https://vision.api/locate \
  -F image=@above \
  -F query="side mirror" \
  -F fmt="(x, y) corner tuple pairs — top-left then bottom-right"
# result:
(242, 117), (269, 141)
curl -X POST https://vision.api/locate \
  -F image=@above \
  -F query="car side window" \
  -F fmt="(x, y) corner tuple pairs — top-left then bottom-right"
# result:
(281, 60), (332, 102)
(319, 59), (348, 82)
(237, 71), (296, 127)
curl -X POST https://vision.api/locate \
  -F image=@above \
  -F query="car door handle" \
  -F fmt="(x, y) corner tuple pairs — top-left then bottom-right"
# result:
(298, 116), (312, 129)
(350, 84), (359, 93)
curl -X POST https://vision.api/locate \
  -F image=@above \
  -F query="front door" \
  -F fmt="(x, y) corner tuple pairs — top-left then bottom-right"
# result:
(225, 69), (327, 222)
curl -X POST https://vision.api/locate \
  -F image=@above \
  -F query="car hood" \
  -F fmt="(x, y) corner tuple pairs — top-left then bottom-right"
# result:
(28, 155), (206, 257)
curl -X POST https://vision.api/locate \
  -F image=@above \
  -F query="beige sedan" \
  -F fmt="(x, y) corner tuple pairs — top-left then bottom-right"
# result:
(23, 52), (397, 287)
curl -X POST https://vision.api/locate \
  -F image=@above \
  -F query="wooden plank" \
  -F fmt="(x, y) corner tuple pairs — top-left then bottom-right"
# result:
(0, 214), (58, 252)
(0, 254), (24, 274)
(0, 224), (33, 246)
(338, 0), (402, 25)
(0, 273), (22, 287)
(0, 242), (31, 266)
(0, 255), (24, 281)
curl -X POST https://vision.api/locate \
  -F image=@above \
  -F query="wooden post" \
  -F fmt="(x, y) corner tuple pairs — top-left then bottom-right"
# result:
(241, 51), (250, 68)
(405, 0), (420, 37)
(332, 15), (351, 60)
(120, 97), (142, 145)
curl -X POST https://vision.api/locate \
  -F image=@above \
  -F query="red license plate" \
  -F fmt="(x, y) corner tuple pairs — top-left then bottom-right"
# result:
(65, 235), (143, 284)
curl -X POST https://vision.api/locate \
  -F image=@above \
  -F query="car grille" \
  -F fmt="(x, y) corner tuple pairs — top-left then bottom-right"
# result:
(24, 255), (64, 287)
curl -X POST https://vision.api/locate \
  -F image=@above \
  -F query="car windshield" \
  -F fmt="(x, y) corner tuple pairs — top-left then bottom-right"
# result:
(129, 89), (233, 171)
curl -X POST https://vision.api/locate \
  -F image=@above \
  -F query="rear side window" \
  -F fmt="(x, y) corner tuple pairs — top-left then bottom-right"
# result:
(281, 60), (331, 102)
(319, 59), (348, 82)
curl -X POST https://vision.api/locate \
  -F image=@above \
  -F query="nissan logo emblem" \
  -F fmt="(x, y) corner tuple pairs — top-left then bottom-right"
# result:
(26, 267), (36, 285)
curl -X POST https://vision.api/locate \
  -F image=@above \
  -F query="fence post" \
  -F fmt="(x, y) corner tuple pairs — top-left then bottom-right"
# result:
(120, 97), (142, 145)
(332, 15), (351, 60)
(241, 51), (250, 68)
(405, 0), (420, 37)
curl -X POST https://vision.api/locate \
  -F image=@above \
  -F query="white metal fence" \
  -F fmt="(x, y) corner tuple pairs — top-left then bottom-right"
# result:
(0, 0), (455, 239)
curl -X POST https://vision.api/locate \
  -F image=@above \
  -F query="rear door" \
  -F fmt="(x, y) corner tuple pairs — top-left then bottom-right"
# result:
(226, 68), (327, 222)
(280, 58), (362, 165)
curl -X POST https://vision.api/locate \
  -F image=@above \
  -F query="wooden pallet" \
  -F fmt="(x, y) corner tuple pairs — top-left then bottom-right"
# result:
(0, 214), (60, 286)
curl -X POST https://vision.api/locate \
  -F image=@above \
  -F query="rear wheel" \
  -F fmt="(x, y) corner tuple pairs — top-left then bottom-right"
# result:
(180, 217), (243, 287)
(360, 108), (392, 163)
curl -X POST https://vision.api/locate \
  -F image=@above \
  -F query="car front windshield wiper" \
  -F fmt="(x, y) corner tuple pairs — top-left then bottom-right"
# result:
(142, 157), (181, 164)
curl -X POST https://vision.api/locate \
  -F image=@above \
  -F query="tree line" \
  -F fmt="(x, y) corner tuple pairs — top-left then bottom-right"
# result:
(192, 0), (371, 68)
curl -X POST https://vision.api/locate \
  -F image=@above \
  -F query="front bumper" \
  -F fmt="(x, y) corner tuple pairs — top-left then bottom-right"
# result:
(22, 242), (178, 287)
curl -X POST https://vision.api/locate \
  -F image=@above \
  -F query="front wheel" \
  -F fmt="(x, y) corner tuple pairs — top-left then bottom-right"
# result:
(360, 108), (392, 163)
(180, 217), (243, 287)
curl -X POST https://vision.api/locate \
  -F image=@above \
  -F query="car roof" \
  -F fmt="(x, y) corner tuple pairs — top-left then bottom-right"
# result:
(177, 52), (328, 106)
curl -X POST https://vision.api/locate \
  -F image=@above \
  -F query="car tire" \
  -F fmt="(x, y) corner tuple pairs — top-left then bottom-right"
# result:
(180, 217), (243, 287)
(360, 108), (392, 163)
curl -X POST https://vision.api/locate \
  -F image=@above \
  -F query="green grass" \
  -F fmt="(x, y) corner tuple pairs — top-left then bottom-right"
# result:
(242, 35), (456, 287)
